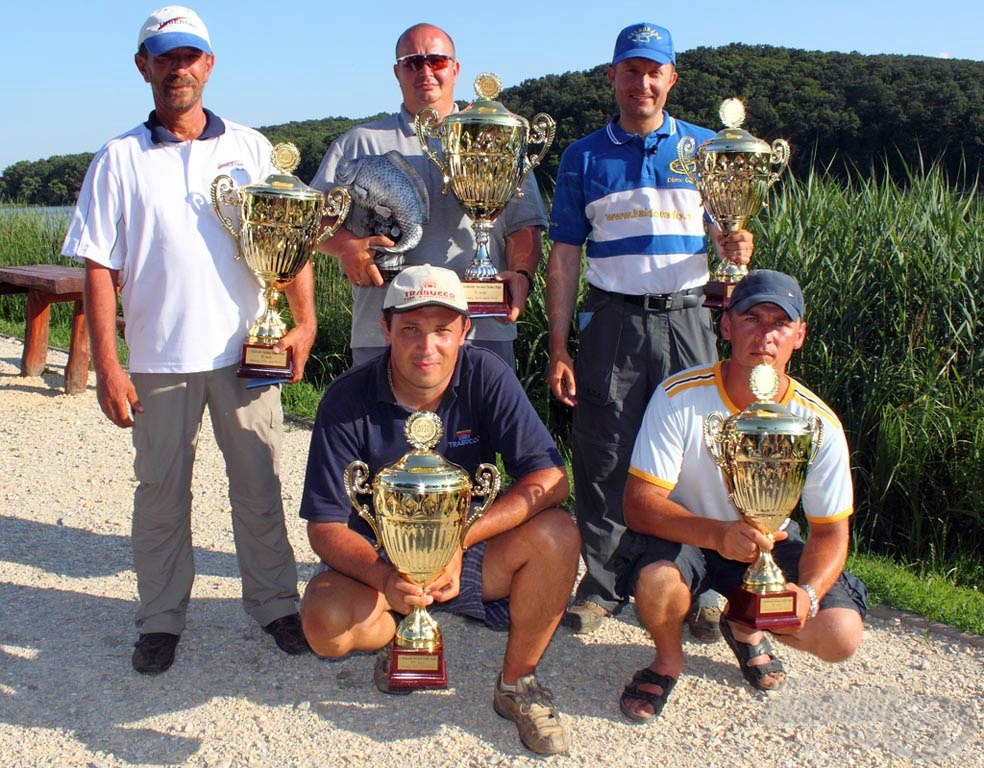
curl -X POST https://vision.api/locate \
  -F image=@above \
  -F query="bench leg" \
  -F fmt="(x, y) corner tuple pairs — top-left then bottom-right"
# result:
(22, 289), (51, 378)
(65, 298), (91, 395)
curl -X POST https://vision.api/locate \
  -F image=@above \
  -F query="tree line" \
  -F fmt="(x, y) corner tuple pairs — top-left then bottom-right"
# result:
(3, 43), (982, 204)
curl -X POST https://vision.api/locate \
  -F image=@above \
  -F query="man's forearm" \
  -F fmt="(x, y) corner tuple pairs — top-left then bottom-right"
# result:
(84, 260), (122, 376)
(794, 519), (850, 597)
(505, 226), (544, 275)
(462, 466), (568, 549)
(307, 521), (394, 594)
(283, 261), (316, 329)
(546, 242), (582, 357)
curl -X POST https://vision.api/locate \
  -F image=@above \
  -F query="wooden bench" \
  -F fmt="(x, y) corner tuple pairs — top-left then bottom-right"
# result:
(0, 264), (90, 394)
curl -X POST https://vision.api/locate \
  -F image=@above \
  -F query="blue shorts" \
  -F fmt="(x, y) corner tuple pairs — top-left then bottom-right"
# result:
(614, 521), (868, 617)
(318, 538), (511, 631)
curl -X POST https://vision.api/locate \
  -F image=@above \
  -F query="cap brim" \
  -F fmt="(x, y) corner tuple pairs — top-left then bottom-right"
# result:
(144, 33), (212, 56)
(729, 295), (801, 321)
(389, 300), (469, 317)
(612, 48), (674, 66)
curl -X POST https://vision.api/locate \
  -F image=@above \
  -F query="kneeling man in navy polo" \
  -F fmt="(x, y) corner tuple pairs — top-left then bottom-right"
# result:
(298, 265), (579, 756)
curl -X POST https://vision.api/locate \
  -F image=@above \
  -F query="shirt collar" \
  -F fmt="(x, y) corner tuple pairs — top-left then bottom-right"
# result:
(398, 103), (460, 136)
(145, 108), (226, 144)
(605, 111), (678, 148)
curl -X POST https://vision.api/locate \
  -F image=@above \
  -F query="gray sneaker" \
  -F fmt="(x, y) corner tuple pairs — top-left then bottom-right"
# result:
(561, 599), (611, 634)
(493, 674), (570, 755)
(687, 603), (723, 642)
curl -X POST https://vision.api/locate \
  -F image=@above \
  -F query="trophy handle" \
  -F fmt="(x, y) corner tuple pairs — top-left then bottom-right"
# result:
(210, 175), (242, 254)
(314, 185), (353, 245)
(462, 463), (501, 542)
(344, 460), (382, 548)
(414, 108), (452, 194)
(702, 412), (728, 469)
(768, 139), (791, 187)
(807, 417), (824, 465)
(676, 136), (700, 187)
(516, 113), (557, 195)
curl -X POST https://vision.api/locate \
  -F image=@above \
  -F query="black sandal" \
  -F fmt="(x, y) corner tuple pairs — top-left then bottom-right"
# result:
(618, 667), (677, 723)
(720, 619), (786, 691)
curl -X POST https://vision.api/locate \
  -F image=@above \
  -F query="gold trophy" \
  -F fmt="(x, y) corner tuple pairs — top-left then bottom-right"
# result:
(415, 73), (555, 316)
(703, 364), (822, 629)
(677, 99), (790, 309)
(344, 411), (500, 690)
(211, 142), (351, 379)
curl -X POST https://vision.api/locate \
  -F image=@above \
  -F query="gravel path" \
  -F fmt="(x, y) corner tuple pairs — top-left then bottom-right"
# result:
(1, 334), (982, 768)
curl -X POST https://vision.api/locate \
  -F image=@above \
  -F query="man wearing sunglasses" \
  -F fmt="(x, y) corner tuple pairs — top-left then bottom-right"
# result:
(310, 23), (547, 369)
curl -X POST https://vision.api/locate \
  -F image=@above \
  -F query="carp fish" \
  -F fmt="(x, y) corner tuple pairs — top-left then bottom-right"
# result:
(334, 150), (430, 259)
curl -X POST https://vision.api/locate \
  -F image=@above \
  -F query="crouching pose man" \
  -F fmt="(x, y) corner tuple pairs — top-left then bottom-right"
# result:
(616, 270), (867, 722)
(298, 266), (580, 755)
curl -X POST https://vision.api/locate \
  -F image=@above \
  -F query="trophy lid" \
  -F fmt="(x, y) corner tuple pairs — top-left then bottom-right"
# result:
(245, 142), (324, 201)
(374, 412), (473, 495)
(700, 98), (773, 155)
(732, 364), (813, 436)
(441, 73), (529, 130)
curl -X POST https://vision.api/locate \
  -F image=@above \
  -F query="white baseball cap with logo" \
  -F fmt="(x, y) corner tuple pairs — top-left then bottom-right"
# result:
(138, 6), (212, 55)
(383, 265), (469, 316)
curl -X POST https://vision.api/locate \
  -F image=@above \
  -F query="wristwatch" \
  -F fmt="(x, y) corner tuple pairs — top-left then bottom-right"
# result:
(515, 269), (535, 293)
(799, 583), (819, 619)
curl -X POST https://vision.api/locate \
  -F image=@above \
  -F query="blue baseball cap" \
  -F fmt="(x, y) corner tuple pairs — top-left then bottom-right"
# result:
(612, 23), (675, 66)
(728, 270), (804, 320)
(138, 6), (212, 55)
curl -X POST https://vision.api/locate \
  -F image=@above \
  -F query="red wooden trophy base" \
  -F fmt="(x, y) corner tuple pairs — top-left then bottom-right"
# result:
(237, 343), (293, 380)
(388, 643), (448, 690)
(703, 280), (737, 310)
(724, 587), (800, 631)
(462, 280), (510, 318)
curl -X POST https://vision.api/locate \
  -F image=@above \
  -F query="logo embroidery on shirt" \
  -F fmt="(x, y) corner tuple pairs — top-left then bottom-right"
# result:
(448, 430), (479, 448)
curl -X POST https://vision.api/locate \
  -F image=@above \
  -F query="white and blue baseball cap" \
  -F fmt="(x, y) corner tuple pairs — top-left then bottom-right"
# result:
(612, 23), (675, 66)
(138, 6), (212, 55)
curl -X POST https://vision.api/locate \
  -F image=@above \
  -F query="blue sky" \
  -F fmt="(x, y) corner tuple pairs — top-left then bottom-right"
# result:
(3, 0), (982, 173)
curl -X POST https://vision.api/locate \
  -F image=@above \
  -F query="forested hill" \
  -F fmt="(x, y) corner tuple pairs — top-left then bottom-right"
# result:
(3, 44), (982, 205)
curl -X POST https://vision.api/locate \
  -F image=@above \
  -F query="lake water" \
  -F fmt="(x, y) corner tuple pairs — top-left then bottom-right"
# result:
(0, 205), (72, 220)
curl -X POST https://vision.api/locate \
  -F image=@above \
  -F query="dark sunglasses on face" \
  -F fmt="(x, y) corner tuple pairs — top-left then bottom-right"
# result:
(396, 53), (455, 72)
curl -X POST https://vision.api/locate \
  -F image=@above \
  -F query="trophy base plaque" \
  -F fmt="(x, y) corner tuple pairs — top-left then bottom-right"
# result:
(724, 586), (800, 630)
(703, 280), (737, 310)
(462, 279), (510, 318)
(237, 343), (294, 380)
(388, 644), (448, 690)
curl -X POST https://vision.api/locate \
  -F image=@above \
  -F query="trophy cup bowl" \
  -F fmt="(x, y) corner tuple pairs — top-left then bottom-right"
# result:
(415, 73), (555, 316)
(676, 99), (790, 308)
(703, 364), (822, 629)
(211, 142), (351, 378)
(344, 411), (500, 689)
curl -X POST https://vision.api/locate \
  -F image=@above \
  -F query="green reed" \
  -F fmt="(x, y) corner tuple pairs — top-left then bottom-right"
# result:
(754, 159), (983, 580)
(0, 208), (78, 343)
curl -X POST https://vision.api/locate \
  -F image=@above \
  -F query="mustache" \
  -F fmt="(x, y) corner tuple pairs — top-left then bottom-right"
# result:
(164, 76), (198, 88)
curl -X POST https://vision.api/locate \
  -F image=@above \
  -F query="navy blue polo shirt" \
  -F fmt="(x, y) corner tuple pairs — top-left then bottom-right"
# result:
(299, 346), (564, 539)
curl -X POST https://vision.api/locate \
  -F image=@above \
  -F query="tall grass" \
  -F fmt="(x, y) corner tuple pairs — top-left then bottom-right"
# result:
(754, 160), (983, 584)
(0, 208), (77, 343)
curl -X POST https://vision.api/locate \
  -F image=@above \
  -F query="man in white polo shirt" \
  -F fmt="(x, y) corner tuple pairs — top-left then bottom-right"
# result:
(615, 270), (867, 722)
(62, 6), (311, 674)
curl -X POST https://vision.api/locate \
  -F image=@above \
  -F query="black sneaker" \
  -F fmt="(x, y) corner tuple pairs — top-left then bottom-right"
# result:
(263, 613), (311, 655)
(132, 632), (179, 674)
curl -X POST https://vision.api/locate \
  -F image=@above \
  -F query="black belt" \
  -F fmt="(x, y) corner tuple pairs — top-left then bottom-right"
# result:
(591, 286), (703, 312)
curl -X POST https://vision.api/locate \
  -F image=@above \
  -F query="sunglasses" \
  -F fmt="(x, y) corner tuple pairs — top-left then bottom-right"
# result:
(396, 53), (455, 72)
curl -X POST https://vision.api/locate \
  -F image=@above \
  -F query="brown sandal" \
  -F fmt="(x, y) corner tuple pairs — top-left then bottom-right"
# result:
(720, 619), (786, 691)
(618, 667), (677, 723)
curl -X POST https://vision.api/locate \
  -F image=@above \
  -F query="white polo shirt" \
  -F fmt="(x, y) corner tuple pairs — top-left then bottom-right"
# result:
(63, 114), (274, 373)
(629, 362), (854, 525)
